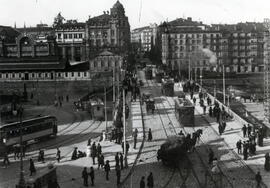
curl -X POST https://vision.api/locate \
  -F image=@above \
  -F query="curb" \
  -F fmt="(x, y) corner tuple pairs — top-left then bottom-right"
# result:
(119, 100), (146, 187)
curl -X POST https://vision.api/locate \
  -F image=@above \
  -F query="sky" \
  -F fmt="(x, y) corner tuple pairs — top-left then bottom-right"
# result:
(1, 0), (270, 29)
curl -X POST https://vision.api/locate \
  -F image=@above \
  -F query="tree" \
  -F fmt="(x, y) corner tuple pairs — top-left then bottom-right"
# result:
(53, 12), (65, 28)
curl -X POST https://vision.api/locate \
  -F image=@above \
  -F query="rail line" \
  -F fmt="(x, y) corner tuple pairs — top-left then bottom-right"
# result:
(145, 79), (204, 188)
(155, 79), (266, 188)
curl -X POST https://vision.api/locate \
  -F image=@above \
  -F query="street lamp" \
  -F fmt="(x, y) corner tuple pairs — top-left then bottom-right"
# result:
(222, 65), (226, 105)
(17, 106), (25, 188)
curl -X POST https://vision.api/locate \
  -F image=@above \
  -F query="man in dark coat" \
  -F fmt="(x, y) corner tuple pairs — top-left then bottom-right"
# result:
(71, 147), (78, 160)
(243, 142), (248, 160)
(140, 176), (145, 188)
(148, 128), (153, 141)
(208, 148), (214, 164)
(29, 158), (36, 176)
(242, 125), (247, 138)
(91, 142), (97, 165)
(97, 143), (102, 156)
(115, 153), (120, 167)
(120, 153), (124, 170)
(116, 165), (121, 185)
(133, 128), (138, 149)
(247, 124), (252, 137)
(209, 106), (213, 117)
(89, 166), (95, 186)
(236, 140), (242, 154)
(255, 171), (262, 187)
(265, 153), (270, 171)
(82, 167), (88, 187)
(104, 160), (110, 180)
(147, 172), (154, 188)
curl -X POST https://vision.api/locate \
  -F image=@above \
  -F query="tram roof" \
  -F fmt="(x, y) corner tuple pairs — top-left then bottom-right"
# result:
(0, 115), (55, 129)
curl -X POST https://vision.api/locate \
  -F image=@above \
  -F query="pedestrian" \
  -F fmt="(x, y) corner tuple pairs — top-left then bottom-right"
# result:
(120, 153), (124, 170)
(148, 128), (153, 141)
(115, 152), (120, 167)
(104, 160), (110, 180)
(236, 140), (242, 154)
(29, 158), (36, 176)
(193, 97), (196, 104)
(190, 92), (193, 100)
(247, 124), (252, 137)
(265, 152), (270, 171)
(140, 176), (145, 188)
(91, 142), (97, 165)
(126, 141), (130, 155)
(147, 172), (154, 188)
(97, 143), (102, 156)
(203, 105), (206, 115)
(209, 106), (213, 117)
(208, 148), (214, 165)
(243, 142), (248, 160)
(116, 165), (121, 185)
(87, 138), (91, 146)
(218, 122), (223, 135)
(71, 147), (78, 160)
(82, 167), (88, 187)
(133, 128), (138, 149)
(56, 148), (61, 163)
(3, 152), (10, 168)
(222, 121), (226, 133)
(255, 171), (262, 188)
(242, 125), (247, 138)
(89, 166), (95, 186)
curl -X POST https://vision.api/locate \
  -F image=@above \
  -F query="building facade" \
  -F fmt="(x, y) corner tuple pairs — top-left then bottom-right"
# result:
(0, 25), (64, 73)
(161, 18), (269, 75)
(85, 0), (130, 58)
(54, 21), (87, 63)
(131, 23), (158, 52)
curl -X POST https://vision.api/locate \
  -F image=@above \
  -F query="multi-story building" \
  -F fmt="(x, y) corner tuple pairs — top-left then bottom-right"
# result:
(85, 0), (130, 58)
(54, 21), (87, 63)
(161, 17), (269, 76)
(131, 23), (158, 52)
(161, 17), (224, 78)
(0, 25), (64, 75)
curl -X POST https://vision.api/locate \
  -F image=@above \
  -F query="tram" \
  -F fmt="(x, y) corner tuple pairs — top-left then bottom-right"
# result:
(0, 116), (57, 156)
(161, 78), (174, 96)
(175, 98), (194, 127)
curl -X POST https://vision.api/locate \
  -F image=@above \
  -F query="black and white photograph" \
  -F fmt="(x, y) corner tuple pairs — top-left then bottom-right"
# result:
(0, 0), (270, 187)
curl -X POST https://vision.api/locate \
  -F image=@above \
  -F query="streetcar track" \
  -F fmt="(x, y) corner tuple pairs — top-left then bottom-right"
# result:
(145, 79), (203, 188)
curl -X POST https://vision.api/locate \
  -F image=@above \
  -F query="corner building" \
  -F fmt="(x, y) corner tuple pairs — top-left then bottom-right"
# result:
(85, 0), (130, 58)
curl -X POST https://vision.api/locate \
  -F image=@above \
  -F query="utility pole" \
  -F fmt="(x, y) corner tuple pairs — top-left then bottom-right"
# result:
(223, 65), (226, 105)
(123, 89), (128, 168)
(17, 106), (25, 188)
(104, 87), (107, 134)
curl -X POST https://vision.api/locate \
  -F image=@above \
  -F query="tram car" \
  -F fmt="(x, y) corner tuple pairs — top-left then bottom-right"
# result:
(175, 98), (194, 127)
(157, 135), (187, 166)
(161, 78), (174, 96)
(0, 116), (57, 157)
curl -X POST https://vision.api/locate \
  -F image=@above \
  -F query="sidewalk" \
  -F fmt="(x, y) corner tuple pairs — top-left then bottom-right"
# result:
(57, 100), (144, 188)
(191, 93), (270, 187)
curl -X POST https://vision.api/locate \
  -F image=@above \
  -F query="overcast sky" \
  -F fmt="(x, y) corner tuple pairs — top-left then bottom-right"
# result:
(1, 0), (270, 29)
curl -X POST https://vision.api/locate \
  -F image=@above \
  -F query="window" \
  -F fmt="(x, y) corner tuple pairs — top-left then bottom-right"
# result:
(12, 73), (15, 78)
(64, 34), (67, 39)
(71, 72), (74, 77)
(74, 34), (78, 39)
(78, 72), (81, 77)
(69, 34), (72, 39)
(6, 74), (8, 78)
(79, 34), (83, 38)
(38, 73), (41, 78)
(58, 33), (62, 39)
(84, 72), (87, 77)
(65, 72), (68, 77)
(111, 30), (115, 36)
(32, 73), (34, 78)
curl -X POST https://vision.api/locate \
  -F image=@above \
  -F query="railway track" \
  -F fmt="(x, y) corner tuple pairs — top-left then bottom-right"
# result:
(144, 79), (206, 188)
(150, 79), (266, 188)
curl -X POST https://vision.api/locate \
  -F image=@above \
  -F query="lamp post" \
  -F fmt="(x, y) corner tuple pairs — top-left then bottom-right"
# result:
(222, 65), (226, 105)
(200, 68), (203, 87)
(123, 89), (128, 168)
(104, 87), (107, 134)
(17, 106), (25, 188)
